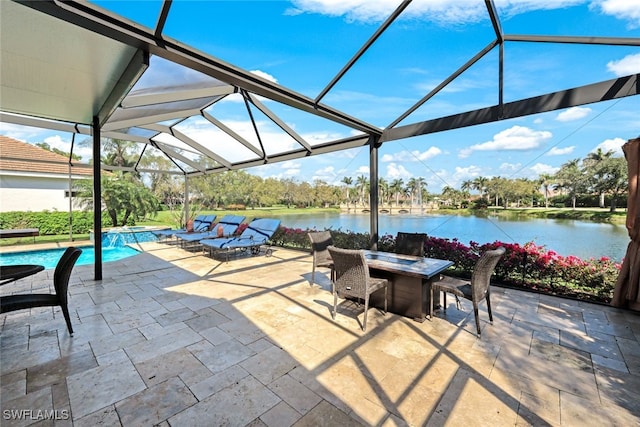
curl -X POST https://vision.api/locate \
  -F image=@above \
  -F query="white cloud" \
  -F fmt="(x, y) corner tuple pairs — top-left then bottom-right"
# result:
(43, 135), (93, 161)
(499, 162), (522, 173)
(381, 147), (443, 162)
(281, 160), (302, 170)
(171, 116), (303, 162)
(593, 137), (626, 156)
(458, 125), (552, 158)
(595, 0), (640, 28)
(546, 146), (576, 156)
(555, 107), (592, 122)
(287, 0), (588, 25)
(312, 165), (338, 183)
(250, 70), (278, 84)
(302, 131), (347, 145)
(385, 163), (413, 180)
(452, 165), (483, 181)
(607, 53), (640, 76)
(530, 163), (560, 175)
(355, 165), (370, 175)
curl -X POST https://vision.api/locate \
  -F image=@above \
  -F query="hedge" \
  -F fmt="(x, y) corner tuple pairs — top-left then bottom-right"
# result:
(0, 211), (121, 235)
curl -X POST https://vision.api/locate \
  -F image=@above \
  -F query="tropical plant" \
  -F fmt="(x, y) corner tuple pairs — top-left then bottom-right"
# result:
(75, 175), (159, 227)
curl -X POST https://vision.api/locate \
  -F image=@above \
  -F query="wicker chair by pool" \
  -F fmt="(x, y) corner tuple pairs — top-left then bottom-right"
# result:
(430, 246), (505, 336)
(327, 246), (388, 332)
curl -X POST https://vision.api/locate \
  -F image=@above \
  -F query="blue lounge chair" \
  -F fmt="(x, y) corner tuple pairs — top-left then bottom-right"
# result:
(176, 215), (246, 249)
(200, 218), (281, 261)
(154, 215), (216, 241)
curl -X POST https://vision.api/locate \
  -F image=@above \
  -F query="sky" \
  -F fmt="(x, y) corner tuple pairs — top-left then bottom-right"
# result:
(2, 0), (640, 194)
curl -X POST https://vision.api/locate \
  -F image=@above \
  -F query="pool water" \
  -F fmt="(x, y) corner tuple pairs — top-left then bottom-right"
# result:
(0, 230), (159, 270)
(0, 245), (142, 270)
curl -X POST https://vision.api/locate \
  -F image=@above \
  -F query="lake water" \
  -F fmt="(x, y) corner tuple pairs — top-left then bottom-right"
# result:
(276, 212), (629, 261)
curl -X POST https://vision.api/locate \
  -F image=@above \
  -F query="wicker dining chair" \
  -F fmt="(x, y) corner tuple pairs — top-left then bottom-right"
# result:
(308, 230), (334, 286)
(430, 246), (505, 336)
(0, 246), (82, 335)
(327, 246), (388, 332)
(396, 232), (426, 257)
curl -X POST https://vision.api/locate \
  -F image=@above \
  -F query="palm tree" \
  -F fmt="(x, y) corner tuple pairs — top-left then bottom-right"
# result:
(390, 179), (404, 207)
(461, 180), (474, 205)
(378, 177), (389, 206)
(341, 176), (353, 209)
(415, 177), (426, 207)
(473, 176), (489, 202)
(538, 173), (555, 208)
(355, 175), (369, 207)
(406, 178), (417, 206)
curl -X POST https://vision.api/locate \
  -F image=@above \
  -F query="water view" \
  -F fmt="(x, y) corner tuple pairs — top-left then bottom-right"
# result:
(276, 212), (629, 261)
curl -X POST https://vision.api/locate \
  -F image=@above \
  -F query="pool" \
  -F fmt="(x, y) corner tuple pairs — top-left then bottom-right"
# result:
(0, 228), (162, 270)
(0, 245), (142, 270)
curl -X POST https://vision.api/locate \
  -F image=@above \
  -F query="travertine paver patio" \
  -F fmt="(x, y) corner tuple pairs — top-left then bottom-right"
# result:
(1, 241), (639, 426)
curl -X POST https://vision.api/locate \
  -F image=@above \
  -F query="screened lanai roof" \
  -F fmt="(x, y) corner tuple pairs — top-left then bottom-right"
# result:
(1, 0), (639, 177)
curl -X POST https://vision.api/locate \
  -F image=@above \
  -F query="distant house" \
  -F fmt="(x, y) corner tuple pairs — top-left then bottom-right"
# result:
(0, 136), (93, 212)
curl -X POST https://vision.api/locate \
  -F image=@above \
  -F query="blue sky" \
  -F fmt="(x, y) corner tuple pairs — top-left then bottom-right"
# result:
(2, 0), (640, 193)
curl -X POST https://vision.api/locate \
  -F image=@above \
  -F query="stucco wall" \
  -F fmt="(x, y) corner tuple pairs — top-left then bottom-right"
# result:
(0, 174), (77, 212)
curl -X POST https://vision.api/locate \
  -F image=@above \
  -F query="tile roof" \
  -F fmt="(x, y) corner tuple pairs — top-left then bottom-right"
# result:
(0, 135), (93, 176)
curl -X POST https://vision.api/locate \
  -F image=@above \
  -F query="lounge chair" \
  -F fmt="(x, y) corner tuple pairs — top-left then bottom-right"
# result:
(200, 218), (281, 261)
(153, 214), (216, 241)
(176, 215), (246, 249)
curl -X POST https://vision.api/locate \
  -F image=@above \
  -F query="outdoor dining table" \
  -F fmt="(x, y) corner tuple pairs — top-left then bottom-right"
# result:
(0, 264), (45, 286)
(363, 250), (454, 322)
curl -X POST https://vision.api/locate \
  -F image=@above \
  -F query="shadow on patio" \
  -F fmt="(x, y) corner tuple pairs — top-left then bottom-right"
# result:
(1, 243), (639, 426)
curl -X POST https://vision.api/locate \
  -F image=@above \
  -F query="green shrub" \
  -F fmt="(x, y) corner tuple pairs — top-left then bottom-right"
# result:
(0, 210), (132, 235)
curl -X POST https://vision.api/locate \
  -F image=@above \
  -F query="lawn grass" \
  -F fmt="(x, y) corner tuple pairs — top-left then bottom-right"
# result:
(139, 207), (341, 228)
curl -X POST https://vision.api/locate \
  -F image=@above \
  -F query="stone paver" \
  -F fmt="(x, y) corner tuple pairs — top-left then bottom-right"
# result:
(1, 242), (639, 426)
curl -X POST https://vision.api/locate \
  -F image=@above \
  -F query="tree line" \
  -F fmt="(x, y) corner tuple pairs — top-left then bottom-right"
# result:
(156, 147), (628, 212)
(50, 139), (628, 226)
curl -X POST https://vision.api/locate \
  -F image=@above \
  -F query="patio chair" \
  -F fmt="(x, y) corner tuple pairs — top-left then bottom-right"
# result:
(395, 232), (426, 257)
(176, 215), (246, 249)
(327, 246), (388, 332)
(200, 218), (281, 261)
(0, 246), (82, 335)
(153, 214), (216, 241)
(430, 246), (505, 336)
(308, 230), (334, 286)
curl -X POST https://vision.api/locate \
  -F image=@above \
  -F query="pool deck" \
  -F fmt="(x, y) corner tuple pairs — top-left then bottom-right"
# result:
(1, 242), (639, 426)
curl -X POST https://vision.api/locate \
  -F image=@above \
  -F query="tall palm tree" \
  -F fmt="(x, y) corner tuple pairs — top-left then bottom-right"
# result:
(538, 173), (555, 208)
(355, 175), (369, 207)
(341, 176), (353, 208)
(415, 177), (427, 207)
(390, 179), (404, 207)
(461, 180), (474, 205)
(378, 177), (389, 206)
(473, 176), (489, 201)
(406, 178), (417, 206)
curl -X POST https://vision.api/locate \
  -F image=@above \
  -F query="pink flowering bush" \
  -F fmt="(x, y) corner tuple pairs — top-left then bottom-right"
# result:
(271, 226), (620, 304)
